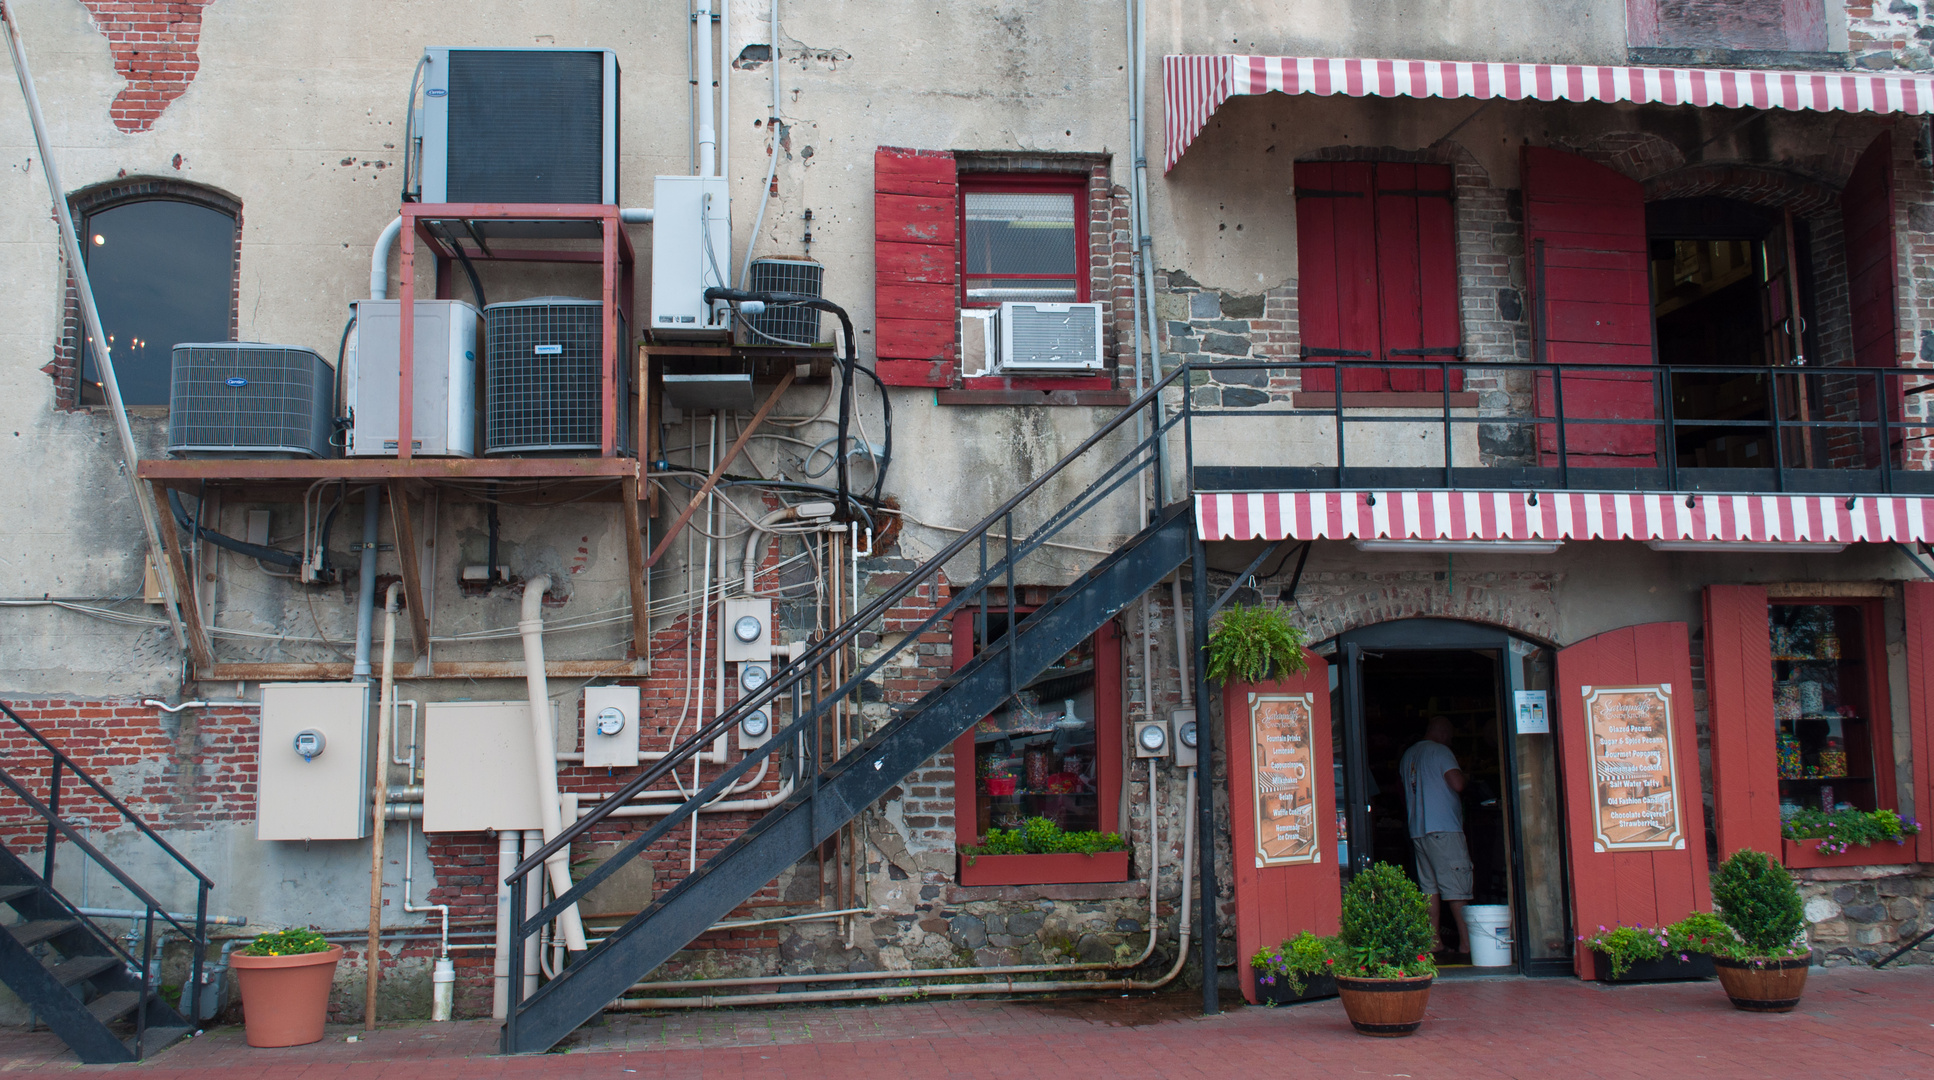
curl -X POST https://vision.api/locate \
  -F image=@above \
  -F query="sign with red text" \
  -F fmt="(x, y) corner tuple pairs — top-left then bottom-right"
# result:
(1250, 693), (1320, 866)
(1584, 684), (1685, 852)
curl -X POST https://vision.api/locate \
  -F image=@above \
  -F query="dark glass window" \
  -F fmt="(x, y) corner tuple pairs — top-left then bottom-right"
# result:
(80, 199), (237, 406)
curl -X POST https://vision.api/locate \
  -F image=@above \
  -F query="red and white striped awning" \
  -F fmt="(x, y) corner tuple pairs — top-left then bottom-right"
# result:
(1165, 54), (1934, 170)
(1195, 491), (1934, 545)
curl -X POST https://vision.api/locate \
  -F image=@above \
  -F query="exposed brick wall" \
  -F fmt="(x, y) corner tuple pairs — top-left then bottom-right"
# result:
(1847, 1), (1934, 71)
(46, 179), (242, 410)
(78, 1), (216, 133)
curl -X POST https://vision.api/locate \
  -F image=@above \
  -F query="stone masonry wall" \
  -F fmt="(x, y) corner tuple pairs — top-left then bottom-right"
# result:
(1799, 866), (1934, 966)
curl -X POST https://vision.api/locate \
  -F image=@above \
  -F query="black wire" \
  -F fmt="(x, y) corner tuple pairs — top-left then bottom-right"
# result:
(452, 241), (488, 309)
(857, 362), (893, 501)
(334, 312), (356, 432)
(166, 489), (302, 567)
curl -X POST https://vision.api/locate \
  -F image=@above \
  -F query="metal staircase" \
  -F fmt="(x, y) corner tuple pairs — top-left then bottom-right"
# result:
(501, 368), (1191, 1053)
(0, 703), (210, 1063)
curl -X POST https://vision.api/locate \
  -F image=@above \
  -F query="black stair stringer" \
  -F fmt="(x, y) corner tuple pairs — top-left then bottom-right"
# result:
(503, 502), (1192, 1053)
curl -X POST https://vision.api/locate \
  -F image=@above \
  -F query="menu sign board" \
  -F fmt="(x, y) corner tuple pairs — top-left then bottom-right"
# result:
(1250, 693), (1320, 866)
(1584, 684), (1685, 853)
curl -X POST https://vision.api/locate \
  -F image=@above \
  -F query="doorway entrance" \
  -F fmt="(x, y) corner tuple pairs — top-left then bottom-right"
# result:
(1329, 619), (1573, 977)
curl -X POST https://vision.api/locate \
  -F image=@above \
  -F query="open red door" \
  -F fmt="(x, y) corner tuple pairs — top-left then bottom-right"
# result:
(1523, 147), (1658, 468)
(1554, 622), (1711, 978)
(1223, 650), (1338, 1003)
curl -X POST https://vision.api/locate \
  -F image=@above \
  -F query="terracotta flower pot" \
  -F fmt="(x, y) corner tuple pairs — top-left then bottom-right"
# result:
(1712, 955), (1808, 1013)
(1333, 973), (1433, 1036)
(230, 944), (343, 1047)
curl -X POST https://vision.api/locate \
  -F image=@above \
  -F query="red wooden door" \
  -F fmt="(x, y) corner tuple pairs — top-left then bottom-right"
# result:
(1842, 132), (1901, 467)
(1295, 161), (1380, 393)
(1553, 622), (1711, 978)
(1522, 147), (1658, 467)
(1223, 650), (1339, 1003)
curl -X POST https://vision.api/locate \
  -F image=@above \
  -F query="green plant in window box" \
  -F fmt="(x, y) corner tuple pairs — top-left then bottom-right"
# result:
(239, 927), (331, 957)
(1206, 604), (1309, 685)
(1781, 807), (1920, 855)
(960, 816), (1125, 863)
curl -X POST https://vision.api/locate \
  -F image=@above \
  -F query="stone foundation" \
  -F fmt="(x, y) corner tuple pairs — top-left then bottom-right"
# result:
(1799, 864), (1934, 966)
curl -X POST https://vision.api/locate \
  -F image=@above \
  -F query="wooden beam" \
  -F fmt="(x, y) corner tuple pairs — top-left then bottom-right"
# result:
(198, 659), (645, 682)
(644, 370), (796, 569)
(388, 482), (431, 654)
(153, 488), (214, 672)
(621, 474), (651, 665)
(138, 457), (638, 482)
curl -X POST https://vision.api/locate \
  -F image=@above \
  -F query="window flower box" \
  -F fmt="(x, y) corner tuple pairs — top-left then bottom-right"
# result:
(1256, 973), (1338, 1006)
(1780, 837), (1917, 870)
(957, 850), (1129, 887)
(1590, 950), (1714, 983)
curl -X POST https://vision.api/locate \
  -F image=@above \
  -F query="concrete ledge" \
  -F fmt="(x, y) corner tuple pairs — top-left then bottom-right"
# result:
(944, 879), (1150, 903)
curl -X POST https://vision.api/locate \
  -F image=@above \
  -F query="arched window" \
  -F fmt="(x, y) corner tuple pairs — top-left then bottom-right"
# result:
(60, 181), (240, 408)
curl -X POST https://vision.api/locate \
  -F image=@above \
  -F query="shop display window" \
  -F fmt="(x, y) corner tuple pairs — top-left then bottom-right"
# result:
(1768, 599), (1896, 818)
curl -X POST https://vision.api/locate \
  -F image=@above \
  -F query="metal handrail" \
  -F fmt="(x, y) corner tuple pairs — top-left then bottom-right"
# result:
(506, 362), (1188, 884)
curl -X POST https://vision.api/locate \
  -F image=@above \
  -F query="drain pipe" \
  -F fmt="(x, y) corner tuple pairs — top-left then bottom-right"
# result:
(518, 575), (587, 953)
(521, 830), (543, 999)
(695, 0), (717, 177)
(1, 5), (186, 651)
(491, 830), (518, 1019)
(352, 491), (381, 679)
(370, 216), (403, 300)
(363, 581), (403, 1030)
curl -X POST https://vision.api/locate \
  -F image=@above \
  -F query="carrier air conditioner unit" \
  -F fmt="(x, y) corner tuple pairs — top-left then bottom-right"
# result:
(167, 343), (337, 459)
(345, 299), (481, 457)
(744, 257), (824, 345)
(416, 48), (619, 207)
(960, 309), (997, 378)
(482, 297), (632, 455)
(650, 175), (733, 339)
(997, 302), (1105, 373)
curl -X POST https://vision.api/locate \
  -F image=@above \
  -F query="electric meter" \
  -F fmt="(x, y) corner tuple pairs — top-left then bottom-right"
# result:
(1134, 720), (1168, 758)
(735, 615), (762, 642)
(1172, 708), (1198, 767)
(738, 708), (772, 749)
(595, 706), (627, 737)
(293, 729), (326, 761)
(740, 662), (770, 693)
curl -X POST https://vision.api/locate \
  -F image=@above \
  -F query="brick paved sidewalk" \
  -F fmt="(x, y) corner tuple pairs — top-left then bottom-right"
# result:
(0, 964), (1926, 1078)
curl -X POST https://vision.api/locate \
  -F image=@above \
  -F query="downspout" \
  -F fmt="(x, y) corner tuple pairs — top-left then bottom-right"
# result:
(352, 491), (381, 679)
(364, 581), (403, 1030)
(1, 5), (186, 650)
(518, 575), (587, 952)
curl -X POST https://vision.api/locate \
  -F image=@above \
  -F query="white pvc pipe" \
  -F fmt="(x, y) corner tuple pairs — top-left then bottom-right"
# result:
(521, 830), (542, 998)
(619, 208), (655, 224)
(694, 0), (717, 177)
(518, 576), (587, 952)
(370, 215), (403, 300)
(491, 831), (518, 1019)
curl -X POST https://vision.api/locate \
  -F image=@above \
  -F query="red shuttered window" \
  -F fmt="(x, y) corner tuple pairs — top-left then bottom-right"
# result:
(1293, 161), (1461, 394)
(874, 147), (959, 388)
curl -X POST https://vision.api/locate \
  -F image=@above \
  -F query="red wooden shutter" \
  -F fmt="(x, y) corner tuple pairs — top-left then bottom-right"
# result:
(874, 147), (957, 388)
(1522, 147), (1657, 467)
(1294, 162), (1380, 393)
(1223, 652), (1339, 1004)
(1373, 163), (1462, 393)
(1905, 582), (1934, 863)
(1703, 585), (1781, 860)
(1844, 132), (1899, 370)
(1554, 622), (1712, 978)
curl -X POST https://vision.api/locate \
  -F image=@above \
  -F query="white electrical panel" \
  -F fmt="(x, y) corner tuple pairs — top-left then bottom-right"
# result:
(581, 685), (640, 769)
(423, 701), (550, 832)
(346, 299), (482, 457)
(722, 598), (772, 662)
(256, 682), (370, 841)
(650, 175), (733, 339)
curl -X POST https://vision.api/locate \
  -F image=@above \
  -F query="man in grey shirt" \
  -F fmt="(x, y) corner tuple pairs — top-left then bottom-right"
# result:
(1398, 715), (1470, 955)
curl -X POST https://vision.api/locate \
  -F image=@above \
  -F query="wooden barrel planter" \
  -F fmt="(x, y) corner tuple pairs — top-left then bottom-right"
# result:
(1334, 974), (1433, 1036)
(1712, 956), (1808, 1012)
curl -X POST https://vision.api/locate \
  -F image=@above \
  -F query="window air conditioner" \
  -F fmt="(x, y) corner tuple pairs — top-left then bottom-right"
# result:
(960, 309), (997, 378)
(167, 343), (337, 459)
(415, 47), (620, 206)
(997, 302), (1104, 373)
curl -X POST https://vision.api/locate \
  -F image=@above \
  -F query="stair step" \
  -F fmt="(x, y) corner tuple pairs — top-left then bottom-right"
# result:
(86, 990), (141, 1025)
(8, 919), (78, 947)
(129, 1025), (191, 1057)
(0, 885), (39, 904)
(47, 955), (118, 987)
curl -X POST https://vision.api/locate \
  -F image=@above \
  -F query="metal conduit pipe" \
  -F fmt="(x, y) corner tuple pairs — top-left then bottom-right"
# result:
(614, 767), (1198, 1008)
(144, 699), (259, 713)
(517, 575), (587, 953)
(351, 492), (381, 679)
(79, 907), (248, 927)
(364, 580), (403, 1030)
(382, 804), (424, 821)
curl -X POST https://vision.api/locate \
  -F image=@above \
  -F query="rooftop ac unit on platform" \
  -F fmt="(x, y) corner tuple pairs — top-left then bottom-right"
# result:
(482, 297), (631, 455)
(416, 47), (620, 207)
(997, 302), (1104, 373)
(167, 343), (337, 459)
(346, 299), (481, 457)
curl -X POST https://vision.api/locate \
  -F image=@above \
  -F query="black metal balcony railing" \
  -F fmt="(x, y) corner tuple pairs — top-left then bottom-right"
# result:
(1183, 359), (1934, 496)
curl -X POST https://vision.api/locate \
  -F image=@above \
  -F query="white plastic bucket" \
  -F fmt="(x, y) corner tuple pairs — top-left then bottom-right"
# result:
(1465, 904), (1513, 967)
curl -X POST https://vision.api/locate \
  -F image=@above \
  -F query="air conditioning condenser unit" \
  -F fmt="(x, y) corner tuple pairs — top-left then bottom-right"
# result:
(415, 47), (620, 207)
(346, 299), (481, 456)
(167, 343), (337, 458)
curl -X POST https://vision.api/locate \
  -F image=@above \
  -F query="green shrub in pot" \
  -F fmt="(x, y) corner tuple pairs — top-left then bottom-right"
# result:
(1709, 849), (1806, 961)
(1336, 862), (1436, 979)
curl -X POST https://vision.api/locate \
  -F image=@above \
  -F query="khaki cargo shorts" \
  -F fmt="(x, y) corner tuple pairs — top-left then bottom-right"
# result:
(1411, 830), (1473, 901)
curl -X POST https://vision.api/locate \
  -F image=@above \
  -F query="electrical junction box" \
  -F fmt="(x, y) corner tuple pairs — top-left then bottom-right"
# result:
(1171, 708), (1198, 767)
(423, 701), (552, 833)
(581, 685), (640, 769)
(722, 598), (772, 663)
(256, 682), (370, 841)
(1133, 718), (1170, 759)
(346, 300), (481, 457)
(650, 175), (733, 339)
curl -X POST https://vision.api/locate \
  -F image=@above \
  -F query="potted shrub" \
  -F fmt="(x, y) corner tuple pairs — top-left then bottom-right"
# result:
(1206, 604), (1310, 685)
(1332, 862), (1436, 1037)
(1250, 930), (1340, 1006)
(1698, 850), (1811, 1012)
(228, 928), (343, 1047)
(1581, 918), (1716, 982)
